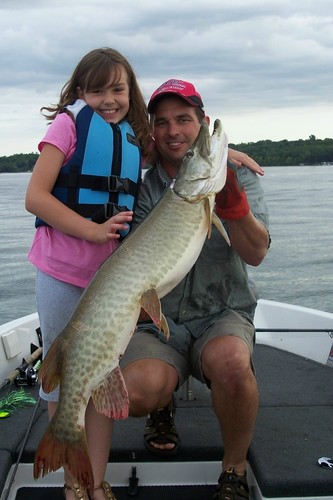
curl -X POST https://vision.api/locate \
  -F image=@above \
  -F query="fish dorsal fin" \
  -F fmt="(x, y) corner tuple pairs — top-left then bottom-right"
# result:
(212, 212), (231, 246)
(91, 366), (129, 419)
(140, 289), (170, 340)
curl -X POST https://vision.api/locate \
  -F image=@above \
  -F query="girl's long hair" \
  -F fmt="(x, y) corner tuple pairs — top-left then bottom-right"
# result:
(41, 47), (152, 157)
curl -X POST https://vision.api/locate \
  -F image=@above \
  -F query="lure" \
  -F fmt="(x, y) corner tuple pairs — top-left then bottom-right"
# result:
(0, 388), (36, 418)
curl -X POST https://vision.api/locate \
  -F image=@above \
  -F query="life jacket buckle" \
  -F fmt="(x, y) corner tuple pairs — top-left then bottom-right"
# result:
(104, 203), (129, 219)
(108, 175), (125, 193)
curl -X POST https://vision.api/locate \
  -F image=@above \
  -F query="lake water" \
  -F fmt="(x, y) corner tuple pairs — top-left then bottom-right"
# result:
(0, 167), (332, 325)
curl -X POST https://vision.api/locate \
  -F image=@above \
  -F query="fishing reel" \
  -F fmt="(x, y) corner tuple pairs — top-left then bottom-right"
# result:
(15, 363), (38, 387)
(13, 341), (42, 387)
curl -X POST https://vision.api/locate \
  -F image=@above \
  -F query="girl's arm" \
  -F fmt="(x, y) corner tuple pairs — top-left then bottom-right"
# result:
(227, 148), (264, 176)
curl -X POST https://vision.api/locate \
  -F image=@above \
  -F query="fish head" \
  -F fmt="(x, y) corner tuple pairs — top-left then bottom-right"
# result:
(173, 119), (228, 202)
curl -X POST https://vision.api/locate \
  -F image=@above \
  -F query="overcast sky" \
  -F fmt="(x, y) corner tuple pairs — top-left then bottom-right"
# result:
(1, 0), (332, 156)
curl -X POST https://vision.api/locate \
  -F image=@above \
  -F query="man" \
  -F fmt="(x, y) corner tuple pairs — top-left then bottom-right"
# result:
(120, 79), (270, 499)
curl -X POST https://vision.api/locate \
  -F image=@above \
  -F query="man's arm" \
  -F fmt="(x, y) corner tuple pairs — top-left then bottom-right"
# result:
(215, 165), (270, 266)
(227, 214), (270, 266)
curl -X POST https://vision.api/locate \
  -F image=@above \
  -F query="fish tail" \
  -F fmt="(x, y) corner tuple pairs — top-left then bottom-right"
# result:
(34, 421), (94, 496)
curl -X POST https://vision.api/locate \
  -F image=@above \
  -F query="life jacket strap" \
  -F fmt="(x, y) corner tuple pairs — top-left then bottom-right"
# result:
(55, 172), (139, 197)
(62, 201), (130, 223)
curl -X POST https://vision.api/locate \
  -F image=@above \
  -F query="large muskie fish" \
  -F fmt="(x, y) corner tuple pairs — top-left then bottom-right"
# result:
(34, 120), (229, 495)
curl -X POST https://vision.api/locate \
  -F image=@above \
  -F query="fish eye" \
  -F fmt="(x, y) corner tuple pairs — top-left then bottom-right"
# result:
(185, 150), (194, 158)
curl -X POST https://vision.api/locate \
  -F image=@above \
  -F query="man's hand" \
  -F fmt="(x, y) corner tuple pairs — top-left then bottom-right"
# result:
(215, 167), (250, 220)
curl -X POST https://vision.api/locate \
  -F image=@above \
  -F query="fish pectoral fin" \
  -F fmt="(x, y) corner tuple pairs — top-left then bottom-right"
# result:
(140, 288), (160, 321)
(160, 313), (170, 340)
(204, 199), (212, 238)
(140, 289), (170, 340)
(38, 336), (62, 393)
(212, 212), (231, 246)
(91, 366), (129, 420)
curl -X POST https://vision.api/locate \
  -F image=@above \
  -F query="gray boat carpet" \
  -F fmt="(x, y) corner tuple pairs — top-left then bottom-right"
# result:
(15, 485), (217, 499)
(1, 343), (333, 498)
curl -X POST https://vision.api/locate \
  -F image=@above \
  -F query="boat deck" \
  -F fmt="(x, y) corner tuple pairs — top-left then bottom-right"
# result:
(1, 343), (333, 499)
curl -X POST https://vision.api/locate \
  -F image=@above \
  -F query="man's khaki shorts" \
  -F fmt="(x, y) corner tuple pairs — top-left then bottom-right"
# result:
(120, 310), (255, 387)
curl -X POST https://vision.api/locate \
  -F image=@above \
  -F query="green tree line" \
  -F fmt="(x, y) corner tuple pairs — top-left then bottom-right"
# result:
(229, 136), (333, 166)
(1, 135), (333, 173)
(0, 153), (39, 173)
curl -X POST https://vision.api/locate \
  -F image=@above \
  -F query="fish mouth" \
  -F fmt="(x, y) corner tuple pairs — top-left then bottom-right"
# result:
(174, 119), (228, 199)
(184, 192), (215, 203)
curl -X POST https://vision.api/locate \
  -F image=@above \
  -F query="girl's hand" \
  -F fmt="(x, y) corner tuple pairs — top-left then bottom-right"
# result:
(227, 148), (264, 176)
(92, 211), (133, 244)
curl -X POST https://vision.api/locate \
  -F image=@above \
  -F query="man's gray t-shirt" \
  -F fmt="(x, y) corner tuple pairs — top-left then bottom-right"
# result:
(134, 162), (269, 350)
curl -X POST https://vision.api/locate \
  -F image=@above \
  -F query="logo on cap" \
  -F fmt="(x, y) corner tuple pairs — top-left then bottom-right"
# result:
(148, 79), (204, 113)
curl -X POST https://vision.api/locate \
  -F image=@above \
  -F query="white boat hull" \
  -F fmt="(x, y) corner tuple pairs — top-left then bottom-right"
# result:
(255, 299), (333, 365)
(1, 299), (333, 500)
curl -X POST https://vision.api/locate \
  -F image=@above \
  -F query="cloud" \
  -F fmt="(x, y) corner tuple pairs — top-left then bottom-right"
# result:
(0, 0), (332, 155)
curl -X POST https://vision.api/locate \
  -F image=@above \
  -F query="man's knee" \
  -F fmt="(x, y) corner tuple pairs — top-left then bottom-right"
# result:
(123, 359), (178, 415)
(202, 335), (252, 383)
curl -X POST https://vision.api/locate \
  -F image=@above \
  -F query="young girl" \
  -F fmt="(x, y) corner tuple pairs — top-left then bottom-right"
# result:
(26, 47), (151, 500)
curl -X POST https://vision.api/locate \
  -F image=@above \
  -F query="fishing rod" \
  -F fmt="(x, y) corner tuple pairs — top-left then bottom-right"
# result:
(0, 346), (43, 498)
(1, 395), (41, 500)
(256, 328), (333, 334)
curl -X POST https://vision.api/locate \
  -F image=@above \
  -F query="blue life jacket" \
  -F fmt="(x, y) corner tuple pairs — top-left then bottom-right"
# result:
(35, 101), (141, 238)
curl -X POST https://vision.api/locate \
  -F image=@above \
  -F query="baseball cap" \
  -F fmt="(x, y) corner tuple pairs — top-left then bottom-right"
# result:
(147, 79), (204, 113)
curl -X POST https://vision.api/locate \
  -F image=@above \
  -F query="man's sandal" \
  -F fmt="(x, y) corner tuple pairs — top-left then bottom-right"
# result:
(144, 396), (181, 457)
(213, 468), (249, 500)
(64, 480), (116, 499)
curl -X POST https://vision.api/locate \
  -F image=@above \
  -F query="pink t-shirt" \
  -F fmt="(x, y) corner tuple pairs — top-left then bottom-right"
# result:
(28, 111), (119, 288)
